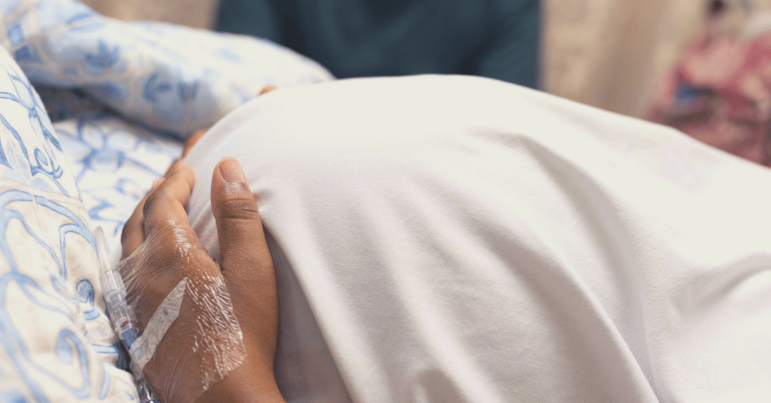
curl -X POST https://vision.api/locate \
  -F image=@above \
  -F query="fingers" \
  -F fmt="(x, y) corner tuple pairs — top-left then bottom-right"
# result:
(121, 178), (164, 258)
(259, 85), (277, 96)
(165, 159), (187, 177)
(211, 157), (276, 293)
(211, 157), (277, 366)
(142, 165), (196, 240)
(211, 157), (270, 271)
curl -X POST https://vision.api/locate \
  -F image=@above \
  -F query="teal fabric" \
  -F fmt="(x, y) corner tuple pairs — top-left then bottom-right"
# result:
(216, 0), (540, 88)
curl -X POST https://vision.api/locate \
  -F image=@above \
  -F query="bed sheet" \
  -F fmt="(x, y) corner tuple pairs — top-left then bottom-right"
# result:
(54, 115), (182, 263)
(186, 75), (771, 402)
(0, 43), (138, 403)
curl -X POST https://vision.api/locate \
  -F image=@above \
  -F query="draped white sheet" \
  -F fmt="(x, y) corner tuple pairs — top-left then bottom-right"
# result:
(186, 75), (771, 402)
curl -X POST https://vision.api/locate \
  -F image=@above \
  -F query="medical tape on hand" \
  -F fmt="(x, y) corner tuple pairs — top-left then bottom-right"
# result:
(130, 278), (188, 372)
(116, 221), (247, 402)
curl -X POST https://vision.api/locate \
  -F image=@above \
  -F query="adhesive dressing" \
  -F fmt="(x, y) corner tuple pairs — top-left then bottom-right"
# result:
(100, 222), (247, 403)
(130, 278), (187, 372)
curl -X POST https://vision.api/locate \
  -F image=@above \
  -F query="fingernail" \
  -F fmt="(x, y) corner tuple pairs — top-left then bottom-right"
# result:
(219, 157), (247, 184)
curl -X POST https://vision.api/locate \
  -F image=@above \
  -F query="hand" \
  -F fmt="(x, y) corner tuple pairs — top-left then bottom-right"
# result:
(121, 158), (284, 403)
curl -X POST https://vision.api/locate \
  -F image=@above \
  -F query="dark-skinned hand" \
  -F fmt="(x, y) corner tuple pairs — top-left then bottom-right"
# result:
(121, 157), (284, 403)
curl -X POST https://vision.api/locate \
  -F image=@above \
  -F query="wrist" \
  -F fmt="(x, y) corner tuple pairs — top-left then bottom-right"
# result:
(195, 358), (284, 403)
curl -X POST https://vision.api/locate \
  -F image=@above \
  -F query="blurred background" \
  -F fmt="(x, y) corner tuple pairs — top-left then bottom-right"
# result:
(80, 0), (771, 165)
(77, 0), (705, 117)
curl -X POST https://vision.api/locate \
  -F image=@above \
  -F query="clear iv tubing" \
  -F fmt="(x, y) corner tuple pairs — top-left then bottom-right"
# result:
(95, 227), (159, 403)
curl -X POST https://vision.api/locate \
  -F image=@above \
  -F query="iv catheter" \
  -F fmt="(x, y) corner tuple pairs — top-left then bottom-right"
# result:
(95, 227), (159, 403)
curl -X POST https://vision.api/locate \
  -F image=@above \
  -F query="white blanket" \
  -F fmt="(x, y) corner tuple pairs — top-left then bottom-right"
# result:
(185, 75), (771, 402)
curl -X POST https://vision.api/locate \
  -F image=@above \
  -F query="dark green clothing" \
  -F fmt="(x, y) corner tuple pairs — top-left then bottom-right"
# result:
(216, 0), (540, 88)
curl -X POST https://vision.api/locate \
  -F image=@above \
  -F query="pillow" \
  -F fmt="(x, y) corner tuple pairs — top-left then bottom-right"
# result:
(0, 0), (334, 137)
(0, 45), (137, 401)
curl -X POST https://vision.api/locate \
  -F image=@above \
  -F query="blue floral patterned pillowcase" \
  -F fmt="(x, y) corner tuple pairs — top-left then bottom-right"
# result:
(0, 0), (334, 138)
(54, 115), (183, 263)
(0, 45), (138, 401)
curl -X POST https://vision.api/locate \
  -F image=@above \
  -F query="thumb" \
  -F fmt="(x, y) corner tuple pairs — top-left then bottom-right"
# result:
(211, 156), (274, 280)
(211, 157), (268, 267)
(210, 157), (278, 360)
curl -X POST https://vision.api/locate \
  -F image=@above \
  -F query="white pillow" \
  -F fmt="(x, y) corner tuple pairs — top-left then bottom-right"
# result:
(0, 46), (137, 401)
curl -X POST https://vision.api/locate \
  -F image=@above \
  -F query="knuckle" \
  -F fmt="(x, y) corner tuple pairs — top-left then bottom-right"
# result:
(171, 164), (194, 183)
(141, 195), (155, 217)
(142, 189), (168, 217)
(222, 247), (274, 275)
(178, 164), (194, 176)
(217, 197), (260, 221)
